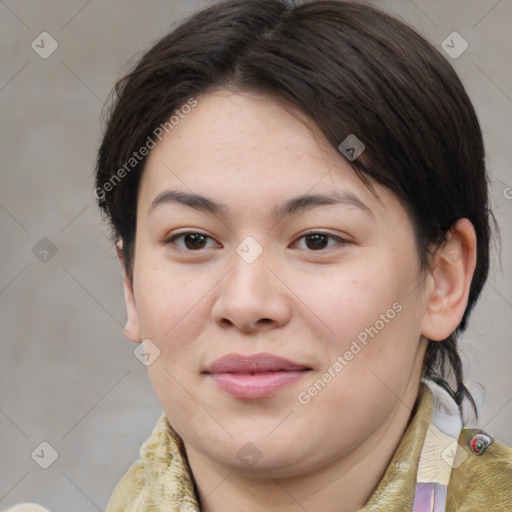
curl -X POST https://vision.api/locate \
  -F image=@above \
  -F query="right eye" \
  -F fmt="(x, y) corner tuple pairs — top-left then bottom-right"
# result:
(165, 231), (219, 251)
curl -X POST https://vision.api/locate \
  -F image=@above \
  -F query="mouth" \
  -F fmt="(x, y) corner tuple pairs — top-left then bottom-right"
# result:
(203, 353), (312, 399)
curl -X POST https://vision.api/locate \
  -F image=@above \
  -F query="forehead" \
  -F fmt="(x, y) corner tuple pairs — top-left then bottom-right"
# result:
(145, 90), (336, 175)
(138, 90), (399, 224)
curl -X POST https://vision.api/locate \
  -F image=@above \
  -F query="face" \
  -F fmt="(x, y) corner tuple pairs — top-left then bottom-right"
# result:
(123, 90), (432, 478)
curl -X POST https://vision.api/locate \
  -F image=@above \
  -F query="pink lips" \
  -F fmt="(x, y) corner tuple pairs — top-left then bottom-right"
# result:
(204, 353), (311, 399)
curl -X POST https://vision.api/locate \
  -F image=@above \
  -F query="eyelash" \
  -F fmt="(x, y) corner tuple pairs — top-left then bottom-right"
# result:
(164, 231), (348, 252)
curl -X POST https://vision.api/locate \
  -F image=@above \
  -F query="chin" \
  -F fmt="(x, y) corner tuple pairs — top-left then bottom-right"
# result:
(212, 435), (314, 476)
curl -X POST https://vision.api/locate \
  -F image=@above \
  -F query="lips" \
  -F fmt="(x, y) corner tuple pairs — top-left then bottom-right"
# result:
(204, 353), (311, 399)
(206, 353), (309, 373)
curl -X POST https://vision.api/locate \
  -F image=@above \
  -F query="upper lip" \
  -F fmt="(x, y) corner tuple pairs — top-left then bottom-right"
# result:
(204, 353), (310, 374)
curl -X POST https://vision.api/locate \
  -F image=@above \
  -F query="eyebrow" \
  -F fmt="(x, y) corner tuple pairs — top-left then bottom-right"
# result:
(148, 189), (374, 220)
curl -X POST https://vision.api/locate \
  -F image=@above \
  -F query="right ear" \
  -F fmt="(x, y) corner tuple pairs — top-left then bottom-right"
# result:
(116, 240), (142, 344)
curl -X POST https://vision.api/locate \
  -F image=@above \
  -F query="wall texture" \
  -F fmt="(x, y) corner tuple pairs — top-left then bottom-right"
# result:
(1, 0), (510, 510)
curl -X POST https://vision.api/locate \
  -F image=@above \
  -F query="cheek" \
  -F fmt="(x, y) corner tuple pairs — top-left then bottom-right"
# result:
(291, 261), (403, 345)
(307, 257), (422, 382)
(135, 259), (210, 342)
(134, 264), (208, 421)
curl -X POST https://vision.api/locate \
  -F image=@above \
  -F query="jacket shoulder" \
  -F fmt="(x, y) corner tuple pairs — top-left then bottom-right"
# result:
(447, 428), (512, 511)
(105, 459), (147, 512)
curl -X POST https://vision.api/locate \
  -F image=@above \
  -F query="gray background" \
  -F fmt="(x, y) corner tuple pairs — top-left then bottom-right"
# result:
(1, 0), (511, 510)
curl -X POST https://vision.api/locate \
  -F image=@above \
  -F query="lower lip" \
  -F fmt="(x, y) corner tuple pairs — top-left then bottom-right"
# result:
(208, 370), (309, 399)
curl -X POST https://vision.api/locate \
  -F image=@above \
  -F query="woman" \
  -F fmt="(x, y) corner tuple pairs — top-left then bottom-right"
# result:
(7, 0), (511, 510)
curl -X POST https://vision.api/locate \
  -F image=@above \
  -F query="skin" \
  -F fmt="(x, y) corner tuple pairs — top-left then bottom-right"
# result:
(117, 90), (477, 512)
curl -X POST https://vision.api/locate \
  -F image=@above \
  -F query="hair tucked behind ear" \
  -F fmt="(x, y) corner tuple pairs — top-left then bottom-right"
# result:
(423, 331), (478, 420)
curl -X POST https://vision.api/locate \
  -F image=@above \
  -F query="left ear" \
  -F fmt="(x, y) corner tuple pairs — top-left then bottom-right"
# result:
(420, 218), (477, 341)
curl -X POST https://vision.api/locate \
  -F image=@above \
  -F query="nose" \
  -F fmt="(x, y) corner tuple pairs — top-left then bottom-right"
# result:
(211, 245), (292, 333)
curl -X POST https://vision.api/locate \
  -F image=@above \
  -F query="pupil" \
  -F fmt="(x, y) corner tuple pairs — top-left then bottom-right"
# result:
(185, 234), (206, 249)
(307, 234), (327, 250)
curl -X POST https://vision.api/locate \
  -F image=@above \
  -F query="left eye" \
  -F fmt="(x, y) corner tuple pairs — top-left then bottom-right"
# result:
(293, 232), (345, 251)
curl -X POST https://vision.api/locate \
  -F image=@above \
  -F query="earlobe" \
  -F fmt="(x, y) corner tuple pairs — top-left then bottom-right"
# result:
(116, 240), (143, 344)
(420, 219), (477, 342)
